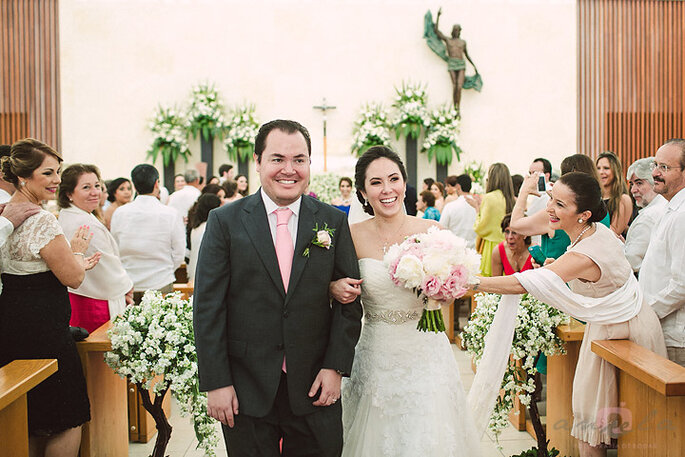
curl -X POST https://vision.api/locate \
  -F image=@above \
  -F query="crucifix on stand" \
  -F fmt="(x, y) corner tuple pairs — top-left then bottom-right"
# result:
(313, 98), (336, 171)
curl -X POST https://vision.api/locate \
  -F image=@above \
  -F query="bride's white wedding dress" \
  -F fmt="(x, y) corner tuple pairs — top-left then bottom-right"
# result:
(341, 258), (481, 457)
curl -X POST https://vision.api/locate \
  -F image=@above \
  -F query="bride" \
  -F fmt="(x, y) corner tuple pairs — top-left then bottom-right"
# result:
(330, 146), (481, 456)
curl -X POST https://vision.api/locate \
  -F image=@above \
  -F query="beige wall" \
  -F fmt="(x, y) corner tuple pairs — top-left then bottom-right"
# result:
(59, 0), (576, 187)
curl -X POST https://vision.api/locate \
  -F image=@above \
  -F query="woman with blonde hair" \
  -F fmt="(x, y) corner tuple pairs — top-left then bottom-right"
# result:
(596, 151), (633, 235)
(467, 163), (515, 276)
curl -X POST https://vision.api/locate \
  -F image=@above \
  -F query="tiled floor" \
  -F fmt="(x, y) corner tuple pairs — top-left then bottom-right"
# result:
(129, 344), (537, 457)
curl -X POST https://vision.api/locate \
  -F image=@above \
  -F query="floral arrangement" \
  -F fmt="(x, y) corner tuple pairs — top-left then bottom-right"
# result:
(308, 172), (342, 204)
(351, 103), (392, 156)
(187, 82), (226, 141)
(422, 104), (462, 166)
(147, 105), (192, 167)
(223, 104), (259, 163)
(461, 292), (568, 441)
(385, 227), (480, 332)
(391, 81), (431, 140)
(105, 291), (219, 457)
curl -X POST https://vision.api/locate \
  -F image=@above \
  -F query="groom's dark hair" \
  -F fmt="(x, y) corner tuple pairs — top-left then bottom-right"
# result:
(254, 119), (311, 163)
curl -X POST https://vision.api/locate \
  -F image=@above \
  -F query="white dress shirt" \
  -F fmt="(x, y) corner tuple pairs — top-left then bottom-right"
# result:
(261, 188), (300, 249)
(439, 195), (477, 249)
(640, 187), (685, 347)
(167, 185), (201, 222)
(111, 195), (186, 291)
(624, 194), (667, 273)
(59, 206), (133, 317)
(0, 188), (11, 203)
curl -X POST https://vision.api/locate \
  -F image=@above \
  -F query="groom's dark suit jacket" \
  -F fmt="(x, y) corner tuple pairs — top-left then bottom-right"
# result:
(193, 191), (363, 417)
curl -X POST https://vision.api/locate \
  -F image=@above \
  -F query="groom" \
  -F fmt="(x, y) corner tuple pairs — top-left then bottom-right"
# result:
(193, 119), (363, 456)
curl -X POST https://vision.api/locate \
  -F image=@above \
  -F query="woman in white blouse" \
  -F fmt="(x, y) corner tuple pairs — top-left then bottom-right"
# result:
(58, 164), (133, 332)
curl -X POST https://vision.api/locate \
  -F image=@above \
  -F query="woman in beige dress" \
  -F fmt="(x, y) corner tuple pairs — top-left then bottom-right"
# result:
(471, 171), (666, 457)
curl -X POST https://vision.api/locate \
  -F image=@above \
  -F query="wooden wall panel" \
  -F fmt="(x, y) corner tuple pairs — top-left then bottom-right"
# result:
(0, 0), (60, 148)
(578, 0), (685, 170)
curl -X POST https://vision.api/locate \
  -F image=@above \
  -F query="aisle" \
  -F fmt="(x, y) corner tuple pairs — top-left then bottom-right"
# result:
(129, 344), (537, 457)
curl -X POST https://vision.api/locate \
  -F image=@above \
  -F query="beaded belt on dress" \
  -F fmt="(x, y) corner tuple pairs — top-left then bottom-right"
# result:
(364, 309), (421, 324)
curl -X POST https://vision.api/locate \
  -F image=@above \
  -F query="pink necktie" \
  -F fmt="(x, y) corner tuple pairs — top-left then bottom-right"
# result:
(275, 208), (293, 373)
(275, 208), (294, 291)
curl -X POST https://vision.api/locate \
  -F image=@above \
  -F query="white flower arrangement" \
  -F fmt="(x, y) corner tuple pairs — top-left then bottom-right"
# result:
(105, 291), (219, 456)
(392, 81), (431, 140)
(464, 161), (486, 188)
(147, 105), (191, 166)
(308, 172), (342, 204)
(461, 293), (568, 441)
(187, 82), (226, 141)
(351, 103), (392, 156)
(421, 104), (461, 165)
(223, 104), (259, 163)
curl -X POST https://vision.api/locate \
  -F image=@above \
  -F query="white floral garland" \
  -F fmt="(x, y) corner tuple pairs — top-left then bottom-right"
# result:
(351, 103), (391, 156)
(223, 104), (259, 163)
(392, 81), (430, 140)
(147, 105), (191, 166)
(308, 172), (342, 204)
(105, 291), (219, 456)
(187, 82), (225, 141)
(461, 292), (568, 441)
(421, 104), (461, 165)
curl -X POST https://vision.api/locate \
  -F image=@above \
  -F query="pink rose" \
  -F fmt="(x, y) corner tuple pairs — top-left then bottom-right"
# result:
(316, 230), (332, 249)
(421, 275), (443, 300)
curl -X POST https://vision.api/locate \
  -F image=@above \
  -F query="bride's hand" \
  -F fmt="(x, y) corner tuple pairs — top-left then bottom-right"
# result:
(329, 277), (363, 304)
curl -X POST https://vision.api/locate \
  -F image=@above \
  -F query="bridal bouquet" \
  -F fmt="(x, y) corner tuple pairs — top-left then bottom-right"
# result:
(385, 226), (480, 332)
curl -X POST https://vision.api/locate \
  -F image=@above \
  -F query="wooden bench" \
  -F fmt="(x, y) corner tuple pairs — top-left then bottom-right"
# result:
(173, 281), (194, 301)
(546, 319), (585, 457)
(592, 339), (685, 456)
(76, 321), (128, 456)
(0, 359), (57, 457)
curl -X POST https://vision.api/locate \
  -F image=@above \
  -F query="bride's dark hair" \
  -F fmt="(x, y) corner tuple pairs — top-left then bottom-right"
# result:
(354, 146), (407, 215)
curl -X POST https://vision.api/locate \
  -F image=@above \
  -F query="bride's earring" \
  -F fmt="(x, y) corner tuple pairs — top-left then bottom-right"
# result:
(364, 197), (369, 207)
(578, 218), (584, 224)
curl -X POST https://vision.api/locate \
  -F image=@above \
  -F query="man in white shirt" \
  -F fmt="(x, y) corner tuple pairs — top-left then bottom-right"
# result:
(111, 164), (185, 303)
(640, 139), (685, 367)
(218, 163), (234, 184)
(624, 157), (668, 273)
(167, 169), (202, 222)
(439, 174), (477, 249)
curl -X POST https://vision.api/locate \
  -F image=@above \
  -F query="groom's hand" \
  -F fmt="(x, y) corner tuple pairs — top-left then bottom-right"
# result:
(207, 385), (239, 427)
(309, 368), (342, 407)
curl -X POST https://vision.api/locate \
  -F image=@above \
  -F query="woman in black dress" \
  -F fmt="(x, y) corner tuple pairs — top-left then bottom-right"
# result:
(0, 139), (99, 456)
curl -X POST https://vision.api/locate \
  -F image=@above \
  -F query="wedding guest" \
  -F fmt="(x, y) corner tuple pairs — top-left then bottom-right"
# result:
(235, 174), (249, 197)
(624, 158), (667, 273)
(174, 173), (186, 191)
(422, 177), (435, 191)
(187, 193), (221, 281)
(95, 179), (108, 223)
(218, 163), (234, 184)
(0, 145), (15, 203)
(58, 164), (134, 332)
(103, 177), (132, 229)
(511, 174), (524, 198)
(111, 164), (185, 304)
(207, 175), (220, 186)
(440, 174), (477, 249)
(430, 181), (446, 212)
(596, 151), (633, 235)
(404, 183), (418, 216)
(0, 138), (100, 456)
(417, 190), (440, 221)
(168, 169), (202, 223)
(467, 163), (515, 276)
(444, 175), (459, 204)
(186, 183), (227, 252)
(491, 214), (533, 276)
(640, 139), (685, 367)
(331, 177), (353, 216)
(471, 171), (666, 457)
(525, 157), (553, 245)
(222, 179), (242, 204)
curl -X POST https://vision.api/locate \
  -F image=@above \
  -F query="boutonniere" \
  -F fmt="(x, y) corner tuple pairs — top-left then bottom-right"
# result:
(303, 223), (335, 257)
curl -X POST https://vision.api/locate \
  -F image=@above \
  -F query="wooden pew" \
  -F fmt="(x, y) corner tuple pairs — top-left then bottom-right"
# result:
(546, 319), (585, 457)
(0, 359), (57, 457)
(592, 339), (685, 457)
(76, 321), (128, 457)
(173, 281), (194, 301)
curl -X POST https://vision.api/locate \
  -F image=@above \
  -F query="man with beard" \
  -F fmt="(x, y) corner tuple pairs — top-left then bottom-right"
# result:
(640, 139), (685, 367)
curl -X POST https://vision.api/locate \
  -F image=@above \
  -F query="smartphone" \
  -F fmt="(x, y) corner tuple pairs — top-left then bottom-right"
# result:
(528, 245), (547, 265)
(537, 175), (546, 192)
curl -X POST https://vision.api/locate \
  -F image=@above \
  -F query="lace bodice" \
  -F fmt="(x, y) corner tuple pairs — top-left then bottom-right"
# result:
(359, 258), (423, 324)
(0, 210), (63, 275)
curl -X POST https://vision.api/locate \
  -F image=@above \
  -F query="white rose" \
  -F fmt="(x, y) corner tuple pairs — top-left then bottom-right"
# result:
(316, 230), (332, 249)
(394, 255), (425, 288)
